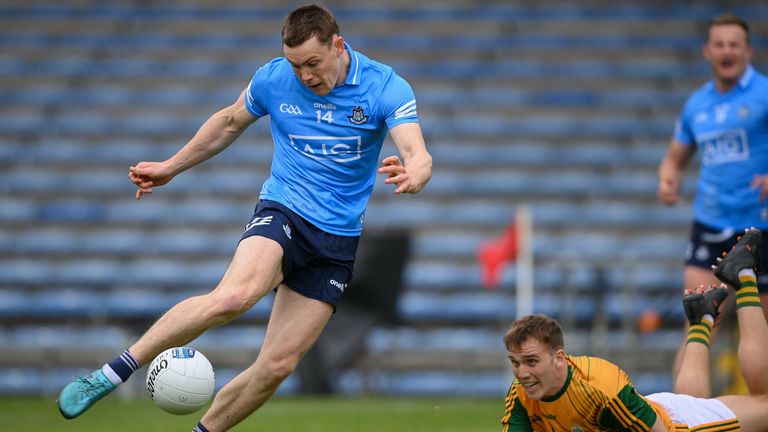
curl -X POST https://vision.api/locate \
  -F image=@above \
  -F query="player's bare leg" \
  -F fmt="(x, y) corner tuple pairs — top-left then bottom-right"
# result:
(199, 286), (333, 431)
(674, 284), (728, 397)
(129, 236), (284, 364)
(672, 265), (724, 385)
(732, 288), (768, 395)
(714, 393), (768, 432)
(57, 235), (282, 419)
(713, 228), (768, 395)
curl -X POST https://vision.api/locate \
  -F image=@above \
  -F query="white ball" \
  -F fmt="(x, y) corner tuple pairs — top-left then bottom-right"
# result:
(146, 347), (216, 415)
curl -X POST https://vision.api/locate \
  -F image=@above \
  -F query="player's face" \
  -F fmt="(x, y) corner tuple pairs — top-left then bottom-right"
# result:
(284, 35), (346, 97)
(704, 24), (752, 87)
(507, 337), (567, 400)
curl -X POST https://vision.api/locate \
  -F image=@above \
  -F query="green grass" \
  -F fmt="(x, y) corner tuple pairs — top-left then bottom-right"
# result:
(0, 396), (502, 431)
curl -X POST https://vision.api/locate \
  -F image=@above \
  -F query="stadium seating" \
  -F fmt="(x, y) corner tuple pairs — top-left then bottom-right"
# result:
(2, 0), (766, 398)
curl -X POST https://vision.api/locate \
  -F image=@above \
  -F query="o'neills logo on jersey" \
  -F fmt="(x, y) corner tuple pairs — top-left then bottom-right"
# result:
(348, 106), (368, 125)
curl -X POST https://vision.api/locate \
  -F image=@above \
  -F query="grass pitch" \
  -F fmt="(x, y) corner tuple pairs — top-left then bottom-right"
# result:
(1, 395), (501, 431)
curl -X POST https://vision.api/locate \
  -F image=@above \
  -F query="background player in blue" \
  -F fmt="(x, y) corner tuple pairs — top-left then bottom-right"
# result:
(57, 5), (432, 431)
(658, 13), (768, 322)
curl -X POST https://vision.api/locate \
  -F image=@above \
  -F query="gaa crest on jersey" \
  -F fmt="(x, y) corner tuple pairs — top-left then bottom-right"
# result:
(348, 106), (369, 125)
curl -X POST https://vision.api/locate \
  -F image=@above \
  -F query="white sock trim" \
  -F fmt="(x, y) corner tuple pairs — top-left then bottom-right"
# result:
(102, 364), (123, 386)
(738, 268), (757, 278)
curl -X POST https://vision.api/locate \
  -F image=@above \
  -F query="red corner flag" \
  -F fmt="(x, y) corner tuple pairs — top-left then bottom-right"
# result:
(478, 220), (518, 289)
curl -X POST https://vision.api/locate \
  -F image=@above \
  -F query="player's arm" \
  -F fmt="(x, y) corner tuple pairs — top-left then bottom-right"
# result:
(379, 122), (432, 194)
(129, 89), (258, 199)
(657, 138), (695, 205)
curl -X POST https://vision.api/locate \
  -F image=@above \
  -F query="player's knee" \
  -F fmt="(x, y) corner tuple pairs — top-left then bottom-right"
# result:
(207, 290), (259, 320)
(262, 354), (299, 383)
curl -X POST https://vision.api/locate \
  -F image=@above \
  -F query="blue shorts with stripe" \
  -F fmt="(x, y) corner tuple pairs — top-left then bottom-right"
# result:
(240, 200), (359, 309)
(685, 221), (768, 293)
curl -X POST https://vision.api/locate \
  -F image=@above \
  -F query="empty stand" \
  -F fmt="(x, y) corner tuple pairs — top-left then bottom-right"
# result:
(2, 0), (766, 397)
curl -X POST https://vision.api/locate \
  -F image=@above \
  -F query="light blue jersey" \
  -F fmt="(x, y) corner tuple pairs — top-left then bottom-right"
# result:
(244, 43), (418, 236)
(675, 65), (768, 229)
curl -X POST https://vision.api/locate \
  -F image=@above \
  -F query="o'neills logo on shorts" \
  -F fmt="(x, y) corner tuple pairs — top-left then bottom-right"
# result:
(330, 279), (347, 292)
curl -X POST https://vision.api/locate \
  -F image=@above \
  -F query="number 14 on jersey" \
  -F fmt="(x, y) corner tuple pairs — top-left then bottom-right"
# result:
(316, 110), (333, 124)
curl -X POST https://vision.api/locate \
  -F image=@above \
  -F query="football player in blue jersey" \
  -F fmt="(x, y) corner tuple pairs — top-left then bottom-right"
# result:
(57, 5), (432, 431)
(658, 13), (768, 321)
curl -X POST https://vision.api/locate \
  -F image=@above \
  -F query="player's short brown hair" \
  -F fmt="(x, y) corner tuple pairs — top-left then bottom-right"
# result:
(504, 314), (564, 352)
(282, 5), (340, 48)
(707, 13), (750, 44)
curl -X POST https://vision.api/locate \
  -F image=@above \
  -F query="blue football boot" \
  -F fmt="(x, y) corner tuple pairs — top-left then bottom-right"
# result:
(57, 369), (116, 419)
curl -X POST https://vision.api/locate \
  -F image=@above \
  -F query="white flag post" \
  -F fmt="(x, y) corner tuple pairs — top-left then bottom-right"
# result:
(515, 204), (534, 318)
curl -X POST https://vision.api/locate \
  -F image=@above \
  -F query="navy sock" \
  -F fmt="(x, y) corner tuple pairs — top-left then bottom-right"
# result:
(103, 350), (141, 385)
(193, 422), (210, 432)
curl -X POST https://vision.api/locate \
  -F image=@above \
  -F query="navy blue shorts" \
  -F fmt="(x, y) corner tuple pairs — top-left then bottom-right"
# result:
(685, 221), (768, 293)
(240, 200), (359, 309)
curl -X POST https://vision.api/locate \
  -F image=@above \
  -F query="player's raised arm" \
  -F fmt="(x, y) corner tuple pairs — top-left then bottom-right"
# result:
(379, 122), (432, 195)
(129, 89), (258, 199)
(657, 138), (694, 205)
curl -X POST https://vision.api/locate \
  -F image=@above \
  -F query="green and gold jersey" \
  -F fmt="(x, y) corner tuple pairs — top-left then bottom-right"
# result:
(501, 355), (672, 431)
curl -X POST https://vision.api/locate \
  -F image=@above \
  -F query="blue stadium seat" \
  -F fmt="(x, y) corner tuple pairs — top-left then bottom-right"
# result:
(411, 231), (484, 259)
(366, 327), (501, 352)
(0, 369), (44, 395)
(12, 229), (79, 254)
(55, 259), (122, 285)
(78, 229), (148, 255)
(0, 112), (45, 134)
(122, 258), (227, 286)
(105, 199), (249, 225)
(605, 265), (683, 293)
(619, 235), (686, 261)
(604, 293), (685, 324)
(149, 229), (237, 256)
(192, 326), (266, 349)
(32, 289), (103, 318)
(103, 289), (180, 318)
(397, 292), (515, 322)
(335, 370), (507, 397)
(403, 262), (483, 290)
(0, 169), (64, 193)
(0, 289), (31, 318)
(66, 170), (134, 194)
(38, 200), (106, 222)
(3, 326), (128, 348)
(0, 260), (52, 285)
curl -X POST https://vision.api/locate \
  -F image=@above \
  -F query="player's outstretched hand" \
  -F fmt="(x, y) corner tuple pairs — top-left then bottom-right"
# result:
(657, 175), (680, 205)
(378, 155), (424, 195)
(129, 161), (175, 200)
